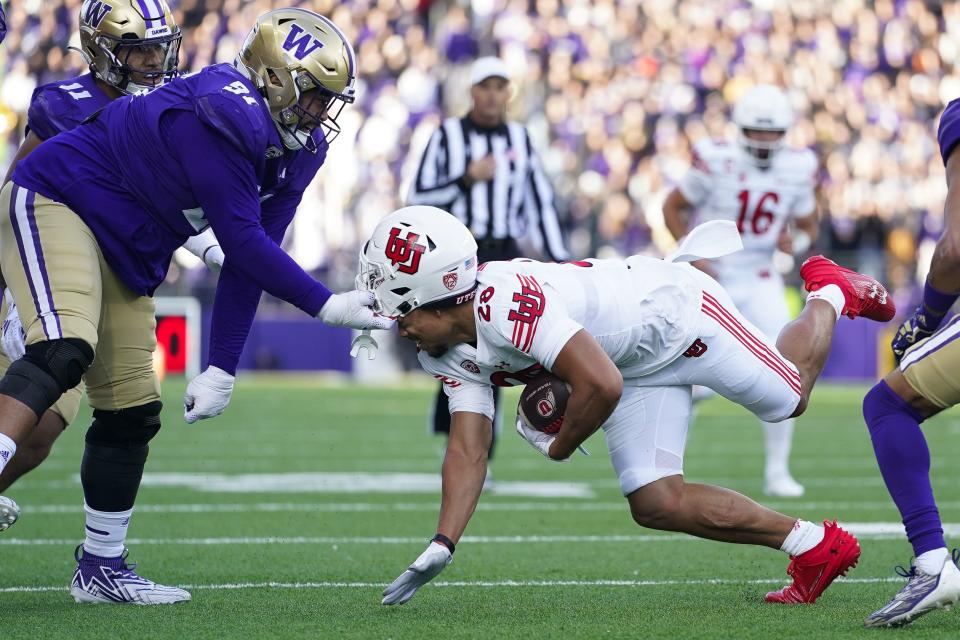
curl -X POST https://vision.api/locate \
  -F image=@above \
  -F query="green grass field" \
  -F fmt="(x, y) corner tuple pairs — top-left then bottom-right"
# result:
(2, 376), (960, 639)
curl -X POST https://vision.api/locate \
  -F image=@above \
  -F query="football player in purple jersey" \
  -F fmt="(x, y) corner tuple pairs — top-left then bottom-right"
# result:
(0, 0), (230, 521)
(860, 98), (960, 627)
(0, 7), (390, 604)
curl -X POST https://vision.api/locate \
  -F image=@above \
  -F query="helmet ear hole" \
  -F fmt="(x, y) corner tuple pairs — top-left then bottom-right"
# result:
(266, 69), (284, 87)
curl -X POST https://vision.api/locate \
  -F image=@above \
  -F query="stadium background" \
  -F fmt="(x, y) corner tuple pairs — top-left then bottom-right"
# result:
(4, 4), (960, 637)
(0, 0), (954, 376)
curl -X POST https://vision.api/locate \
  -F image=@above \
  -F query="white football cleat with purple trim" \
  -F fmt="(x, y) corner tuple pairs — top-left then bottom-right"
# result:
(70, 546), (191, 605)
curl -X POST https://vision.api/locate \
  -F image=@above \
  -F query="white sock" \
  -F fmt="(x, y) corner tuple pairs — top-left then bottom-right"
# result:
(916, 548), (950, 575)
(83, 503), (132, 558)
(806, 284), (845, 321)
(0, 432), (16, 474)
(763, 419), (794, 479)
(780, 520), (825, 556)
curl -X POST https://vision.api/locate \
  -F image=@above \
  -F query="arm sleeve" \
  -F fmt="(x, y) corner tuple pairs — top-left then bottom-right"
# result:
(406, 126), (465, 206)
(419, 351), (495, 421)
(206, 175), (309, 374)
(522, 134), (569, 261)
(164, 110), (331, 317)
(26, 88), (65, 141)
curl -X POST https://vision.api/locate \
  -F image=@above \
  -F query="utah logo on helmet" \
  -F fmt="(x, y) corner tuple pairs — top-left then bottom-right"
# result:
(358, 207), (479, 317)
(235, 8), (356, 153)
(78, 0), (182, 94)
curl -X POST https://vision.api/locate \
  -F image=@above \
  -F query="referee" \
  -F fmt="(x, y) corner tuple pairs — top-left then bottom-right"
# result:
(407, 56), (569, 475)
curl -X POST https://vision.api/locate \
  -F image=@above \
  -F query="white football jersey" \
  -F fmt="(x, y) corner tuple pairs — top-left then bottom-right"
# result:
(678, 139), (817, 282)
(419, 257), (703, 419)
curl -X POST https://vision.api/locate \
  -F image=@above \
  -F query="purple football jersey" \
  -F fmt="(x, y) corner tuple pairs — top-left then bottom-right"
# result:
(12, 63), (331, 373)
(26, 73), (113, 140)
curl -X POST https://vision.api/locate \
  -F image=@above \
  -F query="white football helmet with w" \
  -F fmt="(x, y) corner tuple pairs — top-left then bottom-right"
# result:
(732, 84), (794, 168)
(357, 207), (478, 317)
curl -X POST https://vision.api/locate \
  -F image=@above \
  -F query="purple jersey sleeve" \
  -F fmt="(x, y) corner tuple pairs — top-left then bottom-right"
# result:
(938, 99), (960, 165)
(206, 184), (316, 374)
(26, 76), (110, 140)
(194, 77), (272, 162)
(164, 110), (331, 312)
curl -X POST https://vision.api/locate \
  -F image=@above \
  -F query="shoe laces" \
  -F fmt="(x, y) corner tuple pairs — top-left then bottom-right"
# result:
(894, 563), (917, 580)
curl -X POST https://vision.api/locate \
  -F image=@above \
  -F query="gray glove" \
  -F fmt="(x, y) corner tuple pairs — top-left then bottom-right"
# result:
(382, 542), (452, 605)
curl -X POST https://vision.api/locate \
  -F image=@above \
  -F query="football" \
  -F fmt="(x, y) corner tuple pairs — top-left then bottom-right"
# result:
(518, 370), (571, 434)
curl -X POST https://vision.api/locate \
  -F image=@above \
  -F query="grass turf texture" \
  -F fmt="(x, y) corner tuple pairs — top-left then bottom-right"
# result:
(2, 376), (959, 639)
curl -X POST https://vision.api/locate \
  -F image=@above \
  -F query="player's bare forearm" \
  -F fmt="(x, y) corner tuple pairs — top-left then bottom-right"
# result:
(549, 385), (619, 459)
(928, 152), (960, 293)
(795, 210), (819, 246)
(548, 330), (623, 459)
(436, 411), (491, 543)
(662, 188), (693, 242)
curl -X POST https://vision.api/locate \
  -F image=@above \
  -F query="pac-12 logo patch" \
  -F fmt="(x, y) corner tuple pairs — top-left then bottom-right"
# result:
(443, 272), (458, 291)
(459, 359), (481, 375)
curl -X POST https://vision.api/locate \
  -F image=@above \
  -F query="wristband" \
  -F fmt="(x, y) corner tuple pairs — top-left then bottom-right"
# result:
(431, 533), (456, 554)
(922, 280), (959, 317)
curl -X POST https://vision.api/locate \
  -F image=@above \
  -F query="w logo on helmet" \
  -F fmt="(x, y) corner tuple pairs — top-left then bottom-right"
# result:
(282, 23), (324, 60)
(82, 0), (113, 28)
(385, 227), (426, 275)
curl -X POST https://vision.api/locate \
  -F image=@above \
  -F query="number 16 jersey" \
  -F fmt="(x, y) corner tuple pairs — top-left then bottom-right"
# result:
(678, 139), (817, 285)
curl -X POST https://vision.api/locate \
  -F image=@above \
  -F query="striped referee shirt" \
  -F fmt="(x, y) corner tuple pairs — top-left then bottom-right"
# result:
(407, 116), (569, 261)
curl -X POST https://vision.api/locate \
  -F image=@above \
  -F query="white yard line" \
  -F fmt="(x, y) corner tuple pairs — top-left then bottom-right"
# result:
(20, 500), (960, 515)
(0, 523), (954, 546)
(0, 576), (904, 594)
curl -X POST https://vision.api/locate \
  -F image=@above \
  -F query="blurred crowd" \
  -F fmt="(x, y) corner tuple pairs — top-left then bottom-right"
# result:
(0, 0), (956, 309)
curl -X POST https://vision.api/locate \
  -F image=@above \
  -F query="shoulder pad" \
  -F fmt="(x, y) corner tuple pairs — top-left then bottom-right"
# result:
(27, 82), (89, 140)
(690, 138), (734, 173)
(193, 65), (274, 160)
(775, 148), (818, 182)
(939, 99), (960, 165)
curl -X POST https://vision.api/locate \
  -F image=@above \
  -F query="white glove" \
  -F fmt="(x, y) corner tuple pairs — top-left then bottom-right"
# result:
(318, 290), (395, 331)
(1, 298), (25, 361)
(516, 414), (569, 462)
(201, 244), (225, 273)
(382, 542), (452, 605)
(182, 229), (225, 274)
(183, 366), (235, 424)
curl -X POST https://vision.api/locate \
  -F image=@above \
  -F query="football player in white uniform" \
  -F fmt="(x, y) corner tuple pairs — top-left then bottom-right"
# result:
(360, 206), (895, 607)
(662, 85), (819, 498)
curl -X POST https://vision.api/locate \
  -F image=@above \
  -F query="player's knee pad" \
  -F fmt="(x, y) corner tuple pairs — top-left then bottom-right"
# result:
(0, 338), (93, 418)
(81, 401), (162, 511)
(85, 401), (163, 451)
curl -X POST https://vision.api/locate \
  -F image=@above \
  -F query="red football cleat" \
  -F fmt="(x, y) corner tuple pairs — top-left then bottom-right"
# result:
(800, 256), (895, 322)
(765, 520), (861, 604)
